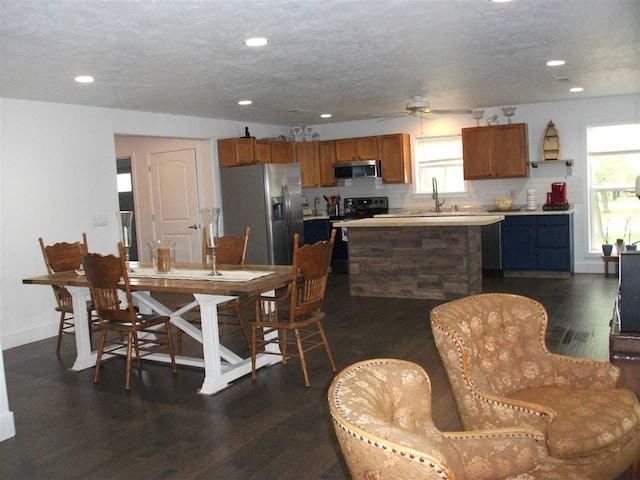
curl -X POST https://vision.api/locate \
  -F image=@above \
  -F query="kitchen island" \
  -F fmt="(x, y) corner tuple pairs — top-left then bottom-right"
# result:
(333, 215), (504, 300)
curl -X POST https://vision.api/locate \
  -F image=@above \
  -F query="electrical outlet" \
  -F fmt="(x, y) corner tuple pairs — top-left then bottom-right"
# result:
(92, 214), (108, 226)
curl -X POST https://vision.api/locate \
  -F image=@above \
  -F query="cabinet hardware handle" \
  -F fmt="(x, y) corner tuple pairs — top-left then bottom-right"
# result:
(187, 224), (199, 229)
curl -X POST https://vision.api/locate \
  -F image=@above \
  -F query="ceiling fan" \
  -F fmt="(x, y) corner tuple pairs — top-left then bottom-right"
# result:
(376, 95), (472, 120)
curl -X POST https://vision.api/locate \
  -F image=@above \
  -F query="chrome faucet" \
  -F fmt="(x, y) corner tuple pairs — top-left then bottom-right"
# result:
(432, 177), (445, 212)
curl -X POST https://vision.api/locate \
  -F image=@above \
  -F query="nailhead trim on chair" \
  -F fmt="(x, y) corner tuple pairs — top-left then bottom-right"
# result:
(329, 416), (450, 480)
(331, 360), (451, 480)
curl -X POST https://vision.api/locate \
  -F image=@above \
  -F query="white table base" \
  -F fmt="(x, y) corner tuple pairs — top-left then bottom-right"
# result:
(65, 286), (282, 395)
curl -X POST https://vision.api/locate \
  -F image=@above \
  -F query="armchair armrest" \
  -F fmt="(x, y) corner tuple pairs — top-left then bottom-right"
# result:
(458, 375), (556, 434)
(445, 428), (545, 480)
(549, 353), (619, 389)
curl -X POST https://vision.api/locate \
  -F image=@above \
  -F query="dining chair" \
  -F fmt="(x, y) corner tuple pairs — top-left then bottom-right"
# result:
(39, 233), (98, 352)
(176, 226), (251, 354)
(250, 229), (337, 387)
(82, 242), (177, 390)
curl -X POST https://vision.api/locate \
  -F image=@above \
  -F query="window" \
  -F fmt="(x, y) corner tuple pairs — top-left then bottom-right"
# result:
(588, 123), (640, 251)
(414, 135), (466, 194)
(117, 173), (132, 193)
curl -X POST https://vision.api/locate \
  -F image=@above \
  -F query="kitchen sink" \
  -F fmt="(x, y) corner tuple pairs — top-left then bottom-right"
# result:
(375, 205), (486, 217)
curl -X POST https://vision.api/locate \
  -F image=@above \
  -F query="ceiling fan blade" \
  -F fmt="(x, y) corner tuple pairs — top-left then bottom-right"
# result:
(430, 109), (473, 115)
(371, 112), (408, 117)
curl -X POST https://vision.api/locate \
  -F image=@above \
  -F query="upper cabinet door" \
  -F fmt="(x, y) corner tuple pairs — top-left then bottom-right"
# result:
(217, 138), (255, 167)
(335, 136), (379, 162)
(318, 141), (336, 187)
(295, 141), (320, 188)
(254, 140), (271, 163)
(270, 141), (294, 163)
(462, 127), (495, 179)
(494, 124), (528, 178)
(379, 134), (412, 184)
(462, 123), (528, 180)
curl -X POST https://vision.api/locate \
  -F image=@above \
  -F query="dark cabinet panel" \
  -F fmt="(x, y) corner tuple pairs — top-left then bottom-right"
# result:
(303, 219), (331, 245)
(501, 214), (573, 273)
(502, 217), (536, 270)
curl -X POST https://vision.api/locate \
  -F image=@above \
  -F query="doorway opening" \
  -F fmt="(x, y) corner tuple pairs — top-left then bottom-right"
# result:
(116, 156), (138, 260)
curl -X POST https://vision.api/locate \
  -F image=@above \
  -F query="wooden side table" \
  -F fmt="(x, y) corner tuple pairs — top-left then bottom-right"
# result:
(602, 255), (619, 277)
(610, 317), (640, 397)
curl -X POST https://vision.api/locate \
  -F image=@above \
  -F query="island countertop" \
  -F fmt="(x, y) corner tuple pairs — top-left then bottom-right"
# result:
(332, 214), (504, 228)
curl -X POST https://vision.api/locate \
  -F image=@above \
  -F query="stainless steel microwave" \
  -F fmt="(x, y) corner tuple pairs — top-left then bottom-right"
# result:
(333, 160), (381, 180)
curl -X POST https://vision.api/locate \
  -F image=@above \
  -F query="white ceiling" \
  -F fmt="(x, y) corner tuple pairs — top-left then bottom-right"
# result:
(1, 0), (638, 127)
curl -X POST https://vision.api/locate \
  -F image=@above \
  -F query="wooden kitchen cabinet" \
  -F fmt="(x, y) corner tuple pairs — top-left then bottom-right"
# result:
(217, 138), (255, 167)
(295, 141), (320, 188)
(269, 141), (294, 163)
(254, 140), (271, 163)
(335, 136), (379, 163)
(318, 140), (336, 186)
(462, 123), (528, 180)
(378, 133), (412, 184)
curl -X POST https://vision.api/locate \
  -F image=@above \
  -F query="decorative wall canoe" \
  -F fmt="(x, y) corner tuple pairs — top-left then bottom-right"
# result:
(542, 120), (560, 161)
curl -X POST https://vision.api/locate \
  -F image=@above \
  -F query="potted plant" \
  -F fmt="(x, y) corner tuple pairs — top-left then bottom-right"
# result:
(626, 219), (637, 251)
(602, 223), (613, 255)
(615, 238), (625, 255)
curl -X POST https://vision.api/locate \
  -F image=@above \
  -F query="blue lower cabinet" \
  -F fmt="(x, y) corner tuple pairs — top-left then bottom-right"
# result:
(501, 213), (573, 273)
(303, 219), (331, 245)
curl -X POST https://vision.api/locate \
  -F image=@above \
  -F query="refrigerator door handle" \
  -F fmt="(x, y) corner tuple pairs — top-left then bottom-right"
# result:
(283, 183), (291, 233)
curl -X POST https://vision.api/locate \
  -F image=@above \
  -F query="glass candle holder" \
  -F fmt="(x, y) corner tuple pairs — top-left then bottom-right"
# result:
(116, 211), (134, 271)
(200, 207), (221, 276)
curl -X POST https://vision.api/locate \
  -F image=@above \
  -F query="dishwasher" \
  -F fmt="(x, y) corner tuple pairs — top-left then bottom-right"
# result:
(481, 222), (503, 276)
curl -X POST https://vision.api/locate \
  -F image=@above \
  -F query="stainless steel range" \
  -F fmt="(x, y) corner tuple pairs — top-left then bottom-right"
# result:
(330, 196), (388, 273)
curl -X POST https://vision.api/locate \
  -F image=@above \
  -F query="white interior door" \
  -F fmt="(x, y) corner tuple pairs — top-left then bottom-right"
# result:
(149, 148), (201, 262)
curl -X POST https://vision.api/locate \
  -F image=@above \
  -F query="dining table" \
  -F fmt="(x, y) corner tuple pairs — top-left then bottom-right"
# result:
(22, 262), (293, 395)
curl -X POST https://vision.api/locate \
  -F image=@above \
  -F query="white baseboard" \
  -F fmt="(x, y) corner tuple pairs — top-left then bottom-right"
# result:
(0, 411), (16, 442)
(1, 322), (57, 350)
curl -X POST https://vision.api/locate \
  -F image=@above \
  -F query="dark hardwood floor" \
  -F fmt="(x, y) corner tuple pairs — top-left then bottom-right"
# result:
(1, 273), (628, 479)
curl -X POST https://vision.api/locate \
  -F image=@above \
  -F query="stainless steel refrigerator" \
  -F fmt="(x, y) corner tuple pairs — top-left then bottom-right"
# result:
(220, 163), (304, 265)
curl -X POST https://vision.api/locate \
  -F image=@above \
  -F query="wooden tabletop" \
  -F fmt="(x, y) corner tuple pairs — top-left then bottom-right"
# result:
(23, 262), (293, 298)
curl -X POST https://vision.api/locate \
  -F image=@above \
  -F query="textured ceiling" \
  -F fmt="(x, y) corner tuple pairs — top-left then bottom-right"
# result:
(1, 0), (638, 126)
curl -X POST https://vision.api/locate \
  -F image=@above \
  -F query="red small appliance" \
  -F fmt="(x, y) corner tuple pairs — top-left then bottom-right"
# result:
(550, 182), (567, 205)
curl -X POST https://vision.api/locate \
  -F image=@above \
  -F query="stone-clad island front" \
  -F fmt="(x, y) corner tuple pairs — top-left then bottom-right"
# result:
(332, 215), (505, 300)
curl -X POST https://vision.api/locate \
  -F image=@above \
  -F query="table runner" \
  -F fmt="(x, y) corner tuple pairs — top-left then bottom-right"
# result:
(130, 268), (274, 282)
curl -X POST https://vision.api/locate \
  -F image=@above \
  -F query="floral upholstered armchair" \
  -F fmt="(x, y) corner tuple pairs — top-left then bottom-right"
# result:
(430, 293), (640, 480)
(328, 358), (589, 480)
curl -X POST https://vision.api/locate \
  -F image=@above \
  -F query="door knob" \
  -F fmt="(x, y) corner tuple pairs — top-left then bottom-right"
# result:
(187, 224), (199, 229)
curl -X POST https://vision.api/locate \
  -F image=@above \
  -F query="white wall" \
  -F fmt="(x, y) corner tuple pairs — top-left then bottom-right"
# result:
(304, 94), (640, 274)
(0, 98), (286, 349)
(0, 99), (16, 440)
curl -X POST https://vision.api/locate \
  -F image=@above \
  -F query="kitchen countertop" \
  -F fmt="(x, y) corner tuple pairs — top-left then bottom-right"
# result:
(377, 206), (574, 217)
(332, 214), (504, 228)
(304, 214), (330, 221)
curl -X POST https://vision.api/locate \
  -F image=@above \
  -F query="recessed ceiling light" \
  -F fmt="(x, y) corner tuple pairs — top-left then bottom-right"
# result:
(244, 37), (268, 47)
(238, 100), (252, 106)
(569, 87), (584, 93)
(74, 75), (94, 83)
(546, 60), (566, 67)
(320, 113), (332, 118)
